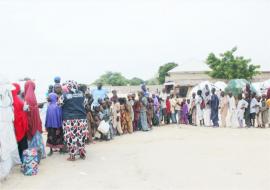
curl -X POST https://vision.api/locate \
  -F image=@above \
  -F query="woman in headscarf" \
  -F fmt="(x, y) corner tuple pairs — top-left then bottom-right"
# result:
(165, 96), (171, 124)
(24, 80), (46, 159)
(0, 79), (21, 181)
(61, 80), (88, 161)
(11, 83), (28, 161)
(139, 91), (150, 131)
(132, 93), (141, 131)
(45, 93), (63, 156)
(147, 97), (154, 128)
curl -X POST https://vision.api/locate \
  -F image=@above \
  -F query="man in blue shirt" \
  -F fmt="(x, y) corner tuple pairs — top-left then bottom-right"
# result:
(91, 83), (108, 107)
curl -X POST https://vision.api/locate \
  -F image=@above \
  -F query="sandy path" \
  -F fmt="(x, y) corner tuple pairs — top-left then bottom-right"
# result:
(1, 125), (270, 190)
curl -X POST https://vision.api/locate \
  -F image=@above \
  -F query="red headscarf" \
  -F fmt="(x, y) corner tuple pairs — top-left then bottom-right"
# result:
(24, 80), (42, 140)
(11, 83), (28, 142)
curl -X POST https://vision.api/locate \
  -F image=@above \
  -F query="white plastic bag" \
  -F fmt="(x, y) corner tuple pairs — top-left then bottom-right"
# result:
(97, 120), (110, 134)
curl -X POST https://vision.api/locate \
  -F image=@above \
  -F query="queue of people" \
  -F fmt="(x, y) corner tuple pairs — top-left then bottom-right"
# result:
(168, 84), (270, 128)
(0, 79), (162, 179)
(1, 77), (270, 180)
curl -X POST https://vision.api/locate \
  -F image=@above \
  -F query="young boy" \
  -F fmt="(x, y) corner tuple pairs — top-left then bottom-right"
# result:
(237, 94), (249, 128)
(250, 92), (259, 127)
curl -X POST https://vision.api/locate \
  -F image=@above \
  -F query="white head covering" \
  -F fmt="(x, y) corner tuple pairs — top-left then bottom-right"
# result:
(0, 75), (15, 94)
(0, 75), (14, 112)
(0, 74), (21, 180)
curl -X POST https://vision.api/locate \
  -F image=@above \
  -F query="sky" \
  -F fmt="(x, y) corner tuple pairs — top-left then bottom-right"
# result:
(0, 0), (270, 87)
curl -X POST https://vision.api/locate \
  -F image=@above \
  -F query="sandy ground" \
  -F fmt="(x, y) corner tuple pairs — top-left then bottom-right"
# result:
(1, 125), (270, 190)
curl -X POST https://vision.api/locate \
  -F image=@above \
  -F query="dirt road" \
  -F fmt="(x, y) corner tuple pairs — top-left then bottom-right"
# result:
(1, 125), (270, 190)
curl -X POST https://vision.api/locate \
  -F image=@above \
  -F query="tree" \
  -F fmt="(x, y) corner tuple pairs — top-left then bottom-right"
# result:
(129, 77), (145, 86)
(206, 47), (260, 80)
(94, 71), (129, 86)
(158, 62), (178, 84)
(145, 78), (159, 85)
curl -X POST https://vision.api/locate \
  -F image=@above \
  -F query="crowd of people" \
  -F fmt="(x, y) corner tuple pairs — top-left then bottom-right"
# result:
(186, 84), (270, 128)
(1, 77), (270, 180)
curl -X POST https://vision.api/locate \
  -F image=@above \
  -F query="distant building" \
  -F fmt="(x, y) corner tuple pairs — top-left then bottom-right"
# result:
(165, 59), (270, 97)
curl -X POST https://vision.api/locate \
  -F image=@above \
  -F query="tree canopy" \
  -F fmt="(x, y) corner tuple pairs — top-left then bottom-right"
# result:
(93, 62), (178, 86)
(145, 78), (159, 85)
(157, 62), (178, 84)
(94, 72), (147, 86)
(94, 72), (129, 86)
(129, 77), (145, 86)
(206, 47), (260, 80)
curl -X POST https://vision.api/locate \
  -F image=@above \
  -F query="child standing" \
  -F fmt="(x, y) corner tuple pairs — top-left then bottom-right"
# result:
(237, 94), (249, 128)
(181, 99), (189, 124)
(45, 93), (63, 156)
(250, 92), (259, 127)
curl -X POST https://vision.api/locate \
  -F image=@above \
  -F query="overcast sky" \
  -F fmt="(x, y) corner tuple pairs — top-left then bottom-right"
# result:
(1, 0), (270, 86)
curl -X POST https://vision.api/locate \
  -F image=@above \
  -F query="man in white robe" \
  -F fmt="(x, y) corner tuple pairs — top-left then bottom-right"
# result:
(227, 92), (237, 127)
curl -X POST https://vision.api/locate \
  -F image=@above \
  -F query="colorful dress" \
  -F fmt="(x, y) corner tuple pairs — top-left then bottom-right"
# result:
(24, 80), (46, 159)
(45, 93), (64, 149)
(133, 100), (141, 131)
(62, 80), (88, 159)
(181, 103), (189, 124)
(140, 96), (150, 131)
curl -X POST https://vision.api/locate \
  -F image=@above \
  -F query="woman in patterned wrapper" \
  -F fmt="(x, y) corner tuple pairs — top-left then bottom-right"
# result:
(61, 80), (88, 161)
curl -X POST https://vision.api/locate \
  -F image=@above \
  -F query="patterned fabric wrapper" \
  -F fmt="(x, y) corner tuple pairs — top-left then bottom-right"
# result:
(63, 119), (88, 158)
(21, 148), (39, 176)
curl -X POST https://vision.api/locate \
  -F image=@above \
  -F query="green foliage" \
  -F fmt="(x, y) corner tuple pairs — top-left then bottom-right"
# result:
(158, 62), (178, 84)
(94, 72), (146, 86)
(145, 78), (159, 85)
(206, 47), (260, 80)
(94, 62), (179, 86)
(94, 71), (129, 86)
(129, 77), (145, 86)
